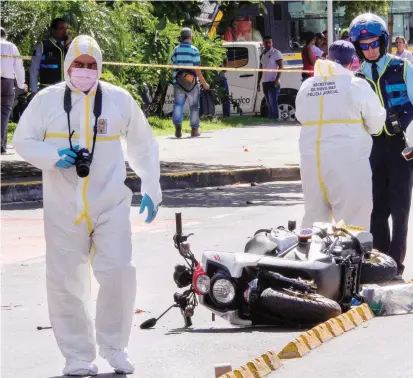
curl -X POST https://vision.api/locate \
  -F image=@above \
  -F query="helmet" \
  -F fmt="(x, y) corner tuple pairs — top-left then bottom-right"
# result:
(349, 13), (388, 61)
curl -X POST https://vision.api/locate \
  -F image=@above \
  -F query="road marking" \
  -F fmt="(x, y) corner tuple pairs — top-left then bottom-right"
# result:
(210, 213), (234, 219)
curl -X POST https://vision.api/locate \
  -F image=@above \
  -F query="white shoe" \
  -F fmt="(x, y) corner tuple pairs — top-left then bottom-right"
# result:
(63, 361), (98, 376)
(100, 348), (135, 374)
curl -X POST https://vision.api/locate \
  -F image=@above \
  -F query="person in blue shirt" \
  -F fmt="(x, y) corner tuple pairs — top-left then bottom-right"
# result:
(349, 13), (413, 280)
(170, 27), (209, 138)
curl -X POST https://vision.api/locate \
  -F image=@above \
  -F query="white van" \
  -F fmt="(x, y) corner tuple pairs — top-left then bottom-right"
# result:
(162, 41), (303, 121)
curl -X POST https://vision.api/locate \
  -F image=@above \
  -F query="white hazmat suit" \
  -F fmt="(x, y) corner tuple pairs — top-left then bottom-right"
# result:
(13, 35), (162, 375)
(295, 60), (386, 230)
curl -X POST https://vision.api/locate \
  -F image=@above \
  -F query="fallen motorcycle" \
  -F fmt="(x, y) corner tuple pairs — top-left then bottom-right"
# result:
(140, 213), (397, 329)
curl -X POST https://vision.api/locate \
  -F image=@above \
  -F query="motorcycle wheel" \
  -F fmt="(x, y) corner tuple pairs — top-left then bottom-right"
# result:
(361, 251), (397, 284)
(260, 288), (342, 325)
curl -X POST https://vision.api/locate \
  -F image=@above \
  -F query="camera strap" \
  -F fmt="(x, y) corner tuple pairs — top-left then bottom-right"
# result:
(64, 83), (103, 155)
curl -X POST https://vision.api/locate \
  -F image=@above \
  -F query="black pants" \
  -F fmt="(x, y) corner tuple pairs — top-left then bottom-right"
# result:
(1, 78), (15, 152)
(370, 133), (413, 274)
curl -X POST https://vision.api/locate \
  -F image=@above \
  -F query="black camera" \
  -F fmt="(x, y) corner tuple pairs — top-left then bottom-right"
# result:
(388, 112), (402, 134)
(73, 148), (93, 178)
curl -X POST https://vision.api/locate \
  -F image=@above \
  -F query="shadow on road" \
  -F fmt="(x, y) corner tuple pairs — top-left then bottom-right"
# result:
(1, 182), (303, 211)
(49, 374), (127, 378)
(163, 324), (307, 336)
(132, 182), (303, 208)
(0, 159), (255, 183)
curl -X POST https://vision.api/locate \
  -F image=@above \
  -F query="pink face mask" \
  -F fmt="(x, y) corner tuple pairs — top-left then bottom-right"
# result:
(70, 68), (98, 92)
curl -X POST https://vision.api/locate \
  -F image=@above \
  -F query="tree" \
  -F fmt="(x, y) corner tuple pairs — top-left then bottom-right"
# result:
(0, 0), (143, 64)
(0, 0), (228, 113)
(335, 0), (390, 23)
(150, 1), (204, 29)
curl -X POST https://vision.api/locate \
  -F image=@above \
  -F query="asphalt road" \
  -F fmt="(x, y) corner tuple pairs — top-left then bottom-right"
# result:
(1, 182), (412, 378)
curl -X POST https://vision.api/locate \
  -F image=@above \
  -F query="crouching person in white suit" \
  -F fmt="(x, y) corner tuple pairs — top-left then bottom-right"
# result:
(13, 35), (162, 376)
(295, 40), (386, 230)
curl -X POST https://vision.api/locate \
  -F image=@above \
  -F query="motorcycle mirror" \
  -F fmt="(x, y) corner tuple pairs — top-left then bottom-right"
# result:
(140, 303), (177, 329)
(140, 318), (157, 329)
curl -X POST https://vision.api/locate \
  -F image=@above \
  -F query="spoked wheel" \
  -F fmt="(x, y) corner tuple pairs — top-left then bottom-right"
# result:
(278, 97), (296, 121)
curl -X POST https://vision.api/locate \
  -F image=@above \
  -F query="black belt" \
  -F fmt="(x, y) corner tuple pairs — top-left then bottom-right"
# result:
(1, 77), (14, 80)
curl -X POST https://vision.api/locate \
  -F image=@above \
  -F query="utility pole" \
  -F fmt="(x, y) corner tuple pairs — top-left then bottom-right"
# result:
(327, 0), (334, 46)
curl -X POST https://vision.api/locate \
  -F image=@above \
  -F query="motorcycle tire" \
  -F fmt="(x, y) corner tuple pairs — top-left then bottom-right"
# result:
(260, 288), (342, 325)
(361, 251), (398, 284)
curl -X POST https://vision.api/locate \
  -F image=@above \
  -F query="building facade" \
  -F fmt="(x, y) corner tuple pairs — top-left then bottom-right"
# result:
(215, 1), (413, 53)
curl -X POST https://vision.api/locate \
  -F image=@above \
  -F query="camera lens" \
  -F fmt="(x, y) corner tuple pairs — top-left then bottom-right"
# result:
(74, 148), (92, 178)
(76, 163), (90, 178)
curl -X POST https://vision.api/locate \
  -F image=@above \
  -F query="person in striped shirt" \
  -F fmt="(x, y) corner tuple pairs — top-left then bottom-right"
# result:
(170, 27), (209, 138)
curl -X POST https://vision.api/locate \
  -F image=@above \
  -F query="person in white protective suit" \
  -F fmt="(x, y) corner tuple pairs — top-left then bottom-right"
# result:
(12, 35), (162, 376)
(295, 40), (386, 230)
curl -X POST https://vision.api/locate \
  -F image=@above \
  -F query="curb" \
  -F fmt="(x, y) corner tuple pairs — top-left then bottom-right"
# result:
(1, 166), (301, 204)
(217, 304), (375, 378)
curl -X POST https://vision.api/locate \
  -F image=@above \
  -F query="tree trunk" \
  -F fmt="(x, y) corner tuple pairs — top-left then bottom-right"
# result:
(146, 81), (169, 117)
(388, 12), (394, 52)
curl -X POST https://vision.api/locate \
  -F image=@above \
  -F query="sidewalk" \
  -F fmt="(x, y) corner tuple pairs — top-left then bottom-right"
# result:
(1, 125), (301, 203)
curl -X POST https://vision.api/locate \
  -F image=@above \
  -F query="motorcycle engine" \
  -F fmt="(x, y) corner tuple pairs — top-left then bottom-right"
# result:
(331, 232), (373, 257)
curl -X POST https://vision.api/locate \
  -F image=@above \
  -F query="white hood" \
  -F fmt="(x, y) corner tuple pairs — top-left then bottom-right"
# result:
(314, 59), (354, 77)
(64, 35), (102, 91)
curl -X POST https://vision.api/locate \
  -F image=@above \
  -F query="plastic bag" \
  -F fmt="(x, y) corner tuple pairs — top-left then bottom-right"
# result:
(361, 284), (413, 316)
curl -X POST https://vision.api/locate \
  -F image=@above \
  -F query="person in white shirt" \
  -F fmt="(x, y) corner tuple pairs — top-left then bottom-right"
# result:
(0, 27), (27, 154)
(312, 33), (327, 59)
(395, 36), (413, 63)
(257, 36), (283, 119)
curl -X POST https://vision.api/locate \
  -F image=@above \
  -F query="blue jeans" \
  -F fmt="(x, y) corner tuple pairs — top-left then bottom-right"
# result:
(220, 77), (231, 117)
(172, 84), (200, 129)
(263, 82), (280, 119)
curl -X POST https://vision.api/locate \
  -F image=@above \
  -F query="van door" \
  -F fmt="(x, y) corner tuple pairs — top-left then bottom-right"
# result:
(163, 85), (176, 116)
(225, 45), (258, 114)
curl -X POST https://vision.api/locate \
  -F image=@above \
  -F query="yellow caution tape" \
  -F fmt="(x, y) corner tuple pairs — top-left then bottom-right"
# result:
(0, 53), (312, 73)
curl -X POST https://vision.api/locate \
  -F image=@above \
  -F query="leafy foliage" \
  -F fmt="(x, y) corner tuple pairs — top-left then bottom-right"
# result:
(150, 1), (203, 29)
(335, 1), (390, 23)
(0, 0), (139, 64)
(1, 0), (226, 112)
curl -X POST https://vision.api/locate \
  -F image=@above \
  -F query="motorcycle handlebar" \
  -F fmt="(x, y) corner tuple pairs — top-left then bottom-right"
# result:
(175, 213), (182, 235)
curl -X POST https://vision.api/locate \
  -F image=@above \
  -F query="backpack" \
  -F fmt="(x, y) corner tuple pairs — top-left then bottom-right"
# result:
(199, 90), (215, 117)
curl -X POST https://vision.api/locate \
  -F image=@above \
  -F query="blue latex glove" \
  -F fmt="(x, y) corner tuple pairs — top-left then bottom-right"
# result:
(139, 194), (158, 224)
(56, 145), (79, 169)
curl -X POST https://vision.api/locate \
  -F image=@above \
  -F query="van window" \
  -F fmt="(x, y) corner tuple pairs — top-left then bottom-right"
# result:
(226, 47), (249, 68)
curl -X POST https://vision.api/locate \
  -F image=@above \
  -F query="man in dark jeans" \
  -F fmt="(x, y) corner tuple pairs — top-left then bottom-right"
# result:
(257, 36), (283, 119)
(0, 27), (27, 154)
(218, 58), (230, 117)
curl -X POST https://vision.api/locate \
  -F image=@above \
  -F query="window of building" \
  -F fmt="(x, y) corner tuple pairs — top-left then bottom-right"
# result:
(381, 14), (411, 44)
(226, 47), (249, 68)
(286, 1), (345, 52)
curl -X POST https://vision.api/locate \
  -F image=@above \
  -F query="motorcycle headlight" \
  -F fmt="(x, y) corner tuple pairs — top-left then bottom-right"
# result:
(211, 278), (236, 305)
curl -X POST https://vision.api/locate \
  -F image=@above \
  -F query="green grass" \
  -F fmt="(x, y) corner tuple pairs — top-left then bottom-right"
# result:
(148, 115), (276, 136)
(7, 115), (275, 143)
(7, 122), (16, 143)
